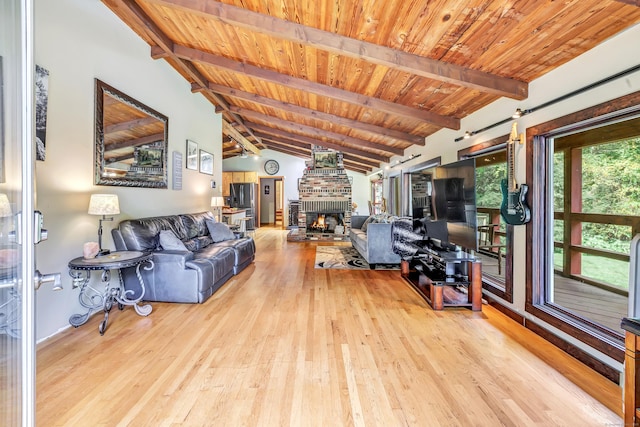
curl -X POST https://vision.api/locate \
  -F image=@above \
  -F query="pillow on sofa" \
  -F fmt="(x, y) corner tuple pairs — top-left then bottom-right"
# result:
(206, 220), (236, 243)
(361, 215), (376, 232)
(158, 230), (189, 251)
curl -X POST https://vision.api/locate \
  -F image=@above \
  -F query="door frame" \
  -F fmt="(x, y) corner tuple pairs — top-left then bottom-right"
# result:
(258, 176), (285, 228)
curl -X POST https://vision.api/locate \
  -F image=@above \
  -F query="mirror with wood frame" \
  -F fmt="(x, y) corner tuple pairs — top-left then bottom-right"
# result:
(94, 79), (168, 188)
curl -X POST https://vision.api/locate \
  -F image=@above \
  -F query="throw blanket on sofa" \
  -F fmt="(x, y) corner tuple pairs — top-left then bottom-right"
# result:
(391, 218), (426, 259)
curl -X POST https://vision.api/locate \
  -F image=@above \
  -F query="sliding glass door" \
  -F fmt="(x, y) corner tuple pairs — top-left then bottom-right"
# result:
(1, 0), (37, 425)
(527, 95), (640, 359)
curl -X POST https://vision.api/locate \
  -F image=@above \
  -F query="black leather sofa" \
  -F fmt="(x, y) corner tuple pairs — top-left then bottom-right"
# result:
(112, 211), (255, 303)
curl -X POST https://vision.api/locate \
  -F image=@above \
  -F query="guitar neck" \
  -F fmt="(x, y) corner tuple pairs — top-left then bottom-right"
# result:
(508, 140), (516, 192)
(507, 123), (518, 192)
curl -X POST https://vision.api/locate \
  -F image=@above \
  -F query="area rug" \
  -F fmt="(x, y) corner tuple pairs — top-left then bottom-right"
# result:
(314, 246), (400, 270)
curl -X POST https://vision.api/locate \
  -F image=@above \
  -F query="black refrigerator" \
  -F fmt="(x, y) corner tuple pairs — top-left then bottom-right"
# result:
(229, 183), (258, 230)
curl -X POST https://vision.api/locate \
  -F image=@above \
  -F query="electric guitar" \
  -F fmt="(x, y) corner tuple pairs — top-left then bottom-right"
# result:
(500, 122), (531, 225)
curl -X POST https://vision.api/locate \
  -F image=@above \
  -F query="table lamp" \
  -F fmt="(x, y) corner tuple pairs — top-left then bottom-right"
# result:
(88, 194), (120, 256)
(211, 196), (225, 222)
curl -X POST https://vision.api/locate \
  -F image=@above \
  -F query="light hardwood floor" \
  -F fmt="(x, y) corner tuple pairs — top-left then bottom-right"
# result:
(35, 228), (623, 426)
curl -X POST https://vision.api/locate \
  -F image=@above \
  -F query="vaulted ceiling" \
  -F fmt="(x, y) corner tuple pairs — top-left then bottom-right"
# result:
(101, 0), (640, 174)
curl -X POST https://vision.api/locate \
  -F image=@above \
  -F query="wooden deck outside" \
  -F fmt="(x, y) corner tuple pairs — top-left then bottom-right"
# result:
(476, 252), (628, 334)
(553, 275), (628, 334)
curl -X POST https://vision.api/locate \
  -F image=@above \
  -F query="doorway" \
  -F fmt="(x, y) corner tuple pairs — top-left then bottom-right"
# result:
(259, 176), (285, 229)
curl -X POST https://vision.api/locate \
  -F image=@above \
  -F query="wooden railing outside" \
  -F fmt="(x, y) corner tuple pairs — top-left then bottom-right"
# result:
(553, 211), (640, 295)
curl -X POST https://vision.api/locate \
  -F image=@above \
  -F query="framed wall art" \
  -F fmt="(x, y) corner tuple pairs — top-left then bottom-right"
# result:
(199, 149), (213, 175)
(186, 139), (198, 170)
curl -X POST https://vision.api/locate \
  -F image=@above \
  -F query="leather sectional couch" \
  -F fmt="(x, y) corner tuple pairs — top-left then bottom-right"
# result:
(112, 211), (255, 303)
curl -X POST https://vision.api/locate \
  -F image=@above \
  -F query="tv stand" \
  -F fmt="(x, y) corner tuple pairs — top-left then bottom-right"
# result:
(401, 246), (482, 311)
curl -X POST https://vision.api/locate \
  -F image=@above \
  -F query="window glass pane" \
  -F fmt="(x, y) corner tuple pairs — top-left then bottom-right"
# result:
(581, 253), (629, 291)
(582, 222), (632, 254)
(553, 247), (564, 271)
(553, 219), (564, 270)
(476, 160), (506, 283)
(553, 151), (564, 211)
(581, 139), (640, 215)
(476, 162), (505, 208)
(546, 123), (640, 336)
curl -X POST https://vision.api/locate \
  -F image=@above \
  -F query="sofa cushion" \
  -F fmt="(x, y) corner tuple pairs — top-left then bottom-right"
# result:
(206, 220), (236, 243)
(181, 211), (216, 239)
(195, 235), (214, 249)
(159, 230), (189, 251)
(117, 215), (187, 251)
(214, 237), (256, 268)
(182, 239), (200, 251)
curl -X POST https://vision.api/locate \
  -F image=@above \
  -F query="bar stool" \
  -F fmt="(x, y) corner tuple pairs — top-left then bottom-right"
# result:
(237, 217), (254, 236)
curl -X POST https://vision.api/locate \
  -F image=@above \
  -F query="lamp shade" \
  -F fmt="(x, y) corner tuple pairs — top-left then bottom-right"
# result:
(88, 194), (120, 215)
(0, 194), (12, 217)
(211, 196), (225, 207)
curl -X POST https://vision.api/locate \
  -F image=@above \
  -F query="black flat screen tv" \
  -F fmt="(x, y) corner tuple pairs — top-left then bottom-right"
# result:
(431, 158), (478, 252)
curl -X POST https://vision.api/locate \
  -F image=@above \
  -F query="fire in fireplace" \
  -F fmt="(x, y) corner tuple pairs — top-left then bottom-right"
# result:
(306, 211), (345, 234)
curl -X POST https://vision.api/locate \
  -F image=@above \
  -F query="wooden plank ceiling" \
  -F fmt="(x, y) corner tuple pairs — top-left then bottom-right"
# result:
(101, 0), (640, 174)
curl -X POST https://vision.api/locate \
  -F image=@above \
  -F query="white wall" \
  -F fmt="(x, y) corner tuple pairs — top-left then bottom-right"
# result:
(223, 149), (370, 223)
(380, 23), (640, 370)
(34, 0), (222, 340)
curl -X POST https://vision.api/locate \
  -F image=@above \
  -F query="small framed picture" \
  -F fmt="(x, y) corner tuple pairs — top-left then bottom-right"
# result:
(186, 139), (198, 170)
(199, 149), (213, 175)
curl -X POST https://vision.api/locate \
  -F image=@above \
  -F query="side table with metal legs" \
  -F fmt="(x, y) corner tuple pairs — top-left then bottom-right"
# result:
(68, 251), (153, 335)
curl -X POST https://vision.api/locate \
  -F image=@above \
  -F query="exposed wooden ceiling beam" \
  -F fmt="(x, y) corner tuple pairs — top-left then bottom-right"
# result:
(249, 122), (389, 163)
(255, 132), (380, 169)
(104, 133), (165, 151)
(229, 106), (404, 156)
(104, 116), (160, 134)
(112, 0), (262, 145)
(205, 82), (424, 146)
(147, 0), (528, 100)
(173, 44), (459, 130)
(341, 163), (372, 174)
(222, 120), (261, 155)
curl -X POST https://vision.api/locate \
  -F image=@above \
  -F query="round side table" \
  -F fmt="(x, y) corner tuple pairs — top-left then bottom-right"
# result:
(68, 251), (153, 335)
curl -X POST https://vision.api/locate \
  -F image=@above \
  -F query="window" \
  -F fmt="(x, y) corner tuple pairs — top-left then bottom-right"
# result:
(546, 125), (639, 332)
(460, 138), (513, 302)
(527, 93), (640, 360)
(475, 152), (507, 282)
(370, 179), (383, 214)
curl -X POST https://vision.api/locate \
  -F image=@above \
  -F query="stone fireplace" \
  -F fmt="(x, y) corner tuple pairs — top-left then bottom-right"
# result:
(288, 151), (352, 241)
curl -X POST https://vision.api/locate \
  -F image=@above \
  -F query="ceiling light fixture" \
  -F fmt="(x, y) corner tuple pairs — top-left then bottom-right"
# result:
(512, 108), (523, 119)
(387, 153), (422, 170)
